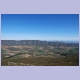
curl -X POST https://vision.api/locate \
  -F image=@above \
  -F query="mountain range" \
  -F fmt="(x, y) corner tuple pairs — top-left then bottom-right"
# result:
(1, 40), (79, 47)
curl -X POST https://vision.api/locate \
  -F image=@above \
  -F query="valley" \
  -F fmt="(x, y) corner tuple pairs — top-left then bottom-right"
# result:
(1, 40), (79, 66)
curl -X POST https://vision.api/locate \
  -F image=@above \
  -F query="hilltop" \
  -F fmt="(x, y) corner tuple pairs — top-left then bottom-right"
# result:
(1, 40), (79, 47)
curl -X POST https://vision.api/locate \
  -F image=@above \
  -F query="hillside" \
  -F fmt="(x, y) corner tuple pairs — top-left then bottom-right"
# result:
(1, 40), (79, 47)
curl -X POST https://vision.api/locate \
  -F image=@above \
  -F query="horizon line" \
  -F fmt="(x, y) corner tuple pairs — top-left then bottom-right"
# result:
(1, 39), (79, 42)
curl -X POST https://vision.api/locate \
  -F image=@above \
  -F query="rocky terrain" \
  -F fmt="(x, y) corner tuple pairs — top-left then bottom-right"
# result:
(1, 40), (79, 47)
(1, 40), (79, 66)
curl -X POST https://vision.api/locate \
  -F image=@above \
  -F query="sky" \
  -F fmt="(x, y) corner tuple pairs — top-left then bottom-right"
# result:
(1, 14), (79, 41)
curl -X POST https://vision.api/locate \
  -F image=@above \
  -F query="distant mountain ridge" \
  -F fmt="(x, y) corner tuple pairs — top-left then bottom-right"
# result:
(1, 40), (79, 47)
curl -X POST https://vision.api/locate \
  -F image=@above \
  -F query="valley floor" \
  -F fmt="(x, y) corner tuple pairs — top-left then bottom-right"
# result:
(1, 46), (79, 66)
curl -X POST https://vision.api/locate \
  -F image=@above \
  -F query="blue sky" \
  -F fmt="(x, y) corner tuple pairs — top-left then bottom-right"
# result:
(1, 14), (79, 41)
